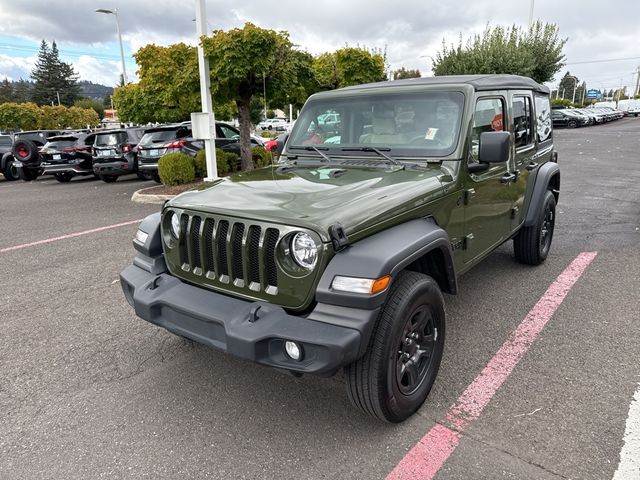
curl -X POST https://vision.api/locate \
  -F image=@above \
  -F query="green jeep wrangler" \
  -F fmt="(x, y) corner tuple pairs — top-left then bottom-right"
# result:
(121, 74), (559, 422)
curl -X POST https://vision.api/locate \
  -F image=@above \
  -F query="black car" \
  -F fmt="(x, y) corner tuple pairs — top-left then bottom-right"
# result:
(138, 122), (263, 183)
(551, 109), (589, 128)
(39, 133), (96, 182)
(92, 128), (148, 183)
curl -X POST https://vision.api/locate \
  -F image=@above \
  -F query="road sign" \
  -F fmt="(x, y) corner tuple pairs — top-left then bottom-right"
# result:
(586, 89), (602, 99)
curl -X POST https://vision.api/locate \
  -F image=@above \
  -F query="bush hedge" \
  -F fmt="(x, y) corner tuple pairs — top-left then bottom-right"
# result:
(252, 146), (272, 168)
(193, 148), (239, 177)
(158, 152), (195, 186)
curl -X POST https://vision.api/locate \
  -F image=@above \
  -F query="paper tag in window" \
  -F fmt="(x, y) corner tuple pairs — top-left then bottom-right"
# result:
(425, 128), (438, 140)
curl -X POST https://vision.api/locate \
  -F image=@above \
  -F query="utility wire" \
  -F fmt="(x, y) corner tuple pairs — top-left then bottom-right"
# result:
(566, 56), (640, 65)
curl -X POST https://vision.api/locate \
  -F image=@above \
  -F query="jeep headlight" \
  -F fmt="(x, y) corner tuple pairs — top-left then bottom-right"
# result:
(169, 211), (181, 239)
(290, 232), (318, 270)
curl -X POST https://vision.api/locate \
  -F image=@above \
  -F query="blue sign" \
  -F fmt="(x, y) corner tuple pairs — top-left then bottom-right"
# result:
(586, 89), (601, 99)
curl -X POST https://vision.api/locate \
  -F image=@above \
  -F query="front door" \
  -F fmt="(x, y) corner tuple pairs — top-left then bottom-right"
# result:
(463, 96), (515, 263)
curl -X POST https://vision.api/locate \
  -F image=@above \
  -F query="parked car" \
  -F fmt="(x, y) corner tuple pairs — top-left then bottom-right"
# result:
(121, 74), (560, 423)
(9, 130), (64, 181)
(0, 133), (15, 180)
(574, 108), (605, 124)
(39, 133), (96, 182)
(138, 122), (264, 183)
(257, 118), (288, 131)
(92, 127), (148, 182)
(552, 109), (589, 128)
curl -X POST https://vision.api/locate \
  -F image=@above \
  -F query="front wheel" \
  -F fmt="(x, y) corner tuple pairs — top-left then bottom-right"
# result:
(513, 190), (556, 265)
(136, 170), (152, 181)
(567, 119), (578, 128)
(99, 174), (117, 183)
(345, 271), (445, 423)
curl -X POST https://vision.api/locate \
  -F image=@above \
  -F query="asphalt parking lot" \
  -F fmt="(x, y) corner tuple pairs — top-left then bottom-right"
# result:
(1, 119), (639, 479)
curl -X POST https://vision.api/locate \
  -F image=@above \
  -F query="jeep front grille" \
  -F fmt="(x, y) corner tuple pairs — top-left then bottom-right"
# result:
(177, 213), (279, 294)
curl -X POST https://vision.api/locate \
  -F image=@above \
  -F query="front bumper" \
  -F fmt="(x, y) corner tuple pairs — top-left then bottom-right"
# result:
(120, 259), (378, 376)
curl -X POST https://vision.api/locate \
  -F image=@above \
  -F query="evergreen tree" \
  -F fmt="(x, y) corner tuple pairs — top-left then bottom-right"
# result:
(0, 79), (13, 103)
(393, 67), (421, 80)
(31, 40), (80, 106)
(13, 80), (34, 103)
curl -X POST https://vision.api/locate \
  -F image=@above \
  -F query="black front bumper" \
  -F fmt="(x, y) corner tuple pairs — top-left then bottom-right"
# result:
(120, 260), (378, 376)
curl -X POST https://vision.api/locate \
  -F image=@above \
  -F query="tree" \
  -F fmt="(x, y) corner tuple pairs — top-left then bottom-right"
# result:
(113, 43), (200, 124)
(0, 102), (40, 130)
(74, 98), (105, 119)
(0, 79), (13, 103)
(433, 22), (566, 83)
(393, 67), (421, 80)
(31, 40), (80, 106)
(313, 47), (387, 91)
(13, 80), (34, 103)
(558, 72), (580, 101)
(202, 23), (310, 170)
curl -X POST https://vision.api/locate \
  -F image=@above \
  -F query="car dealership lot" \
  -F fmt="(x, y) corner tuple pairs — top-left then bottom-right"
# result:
(1, 120), (639, 479)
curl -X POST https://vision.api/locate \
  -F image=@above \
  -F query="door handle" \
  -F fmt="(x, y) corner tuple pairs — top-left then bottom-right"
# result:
(501, 172), (517, 184)
(526, 161), (539, 171)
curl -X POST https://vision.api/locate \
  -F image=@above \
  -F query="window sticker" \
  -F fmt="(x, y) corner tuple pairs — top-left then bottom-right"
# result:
(425, 128), (439, 140)
(491, 113), (503, 131)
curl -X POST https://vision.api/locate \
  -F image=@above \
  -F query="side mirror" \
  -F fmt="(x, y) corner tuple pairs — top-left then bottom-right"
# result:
(478, 131), (510, 164)
(276, 134), (289, 155)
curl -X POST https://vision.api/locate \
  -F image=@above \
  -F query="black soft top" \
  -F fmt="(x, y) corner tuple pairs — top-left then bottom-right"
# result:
(339, 74), (549, 95)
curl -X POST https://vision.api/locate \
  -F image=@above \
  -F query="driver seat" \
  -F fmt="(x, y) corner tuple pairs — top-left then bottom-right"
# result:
(360, 115), (406, 144)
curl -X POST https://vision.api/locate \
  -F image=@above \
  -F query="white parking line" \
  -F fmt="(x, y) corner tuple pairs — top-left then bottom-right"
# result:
(613, 382), (640, 479)
(0, 219), (142, 253)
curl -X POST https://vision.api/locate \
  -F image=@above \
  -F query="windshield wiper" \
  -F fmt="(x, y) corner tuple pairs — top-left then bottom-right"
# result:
(288, 145), (334, 163)
(341, 146), (402, 167)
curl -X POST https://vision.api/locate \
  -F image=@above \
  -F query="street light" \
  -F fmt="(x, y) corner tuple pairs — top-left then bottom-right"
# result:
(95, 8), (128, 85)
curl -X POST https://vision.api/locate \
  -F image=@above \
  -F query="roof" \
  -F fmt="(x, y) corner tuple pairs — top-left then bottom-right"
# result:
(336, 74), (550, 95)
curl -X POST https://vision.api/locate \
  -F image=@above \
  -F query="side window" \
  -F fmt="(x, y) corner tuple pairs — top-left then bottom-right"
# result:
(512, 96), (532, 149)
(470, 98), (505, 162)
(535, 95), (552, 143)
(219, 125), (239, 139)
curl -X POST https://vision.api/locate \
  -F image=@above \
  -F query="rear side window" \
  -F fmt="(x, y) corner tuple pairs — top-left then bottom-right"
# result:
(512, 96), (532, 149)
(534, 95), (552, 143)
(95, 133), (127, 146)
(0, 136), (12, 146)
(43, 139), (77, 149)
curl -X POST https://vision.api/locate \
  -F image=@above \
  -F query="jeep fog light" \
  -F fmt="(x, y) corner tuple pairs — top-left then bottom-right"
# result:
(284, 341), (303, 361)
(332, 275), (391, 294)
(134, 229), (148, 245)
(291, 232), (318, 269)
(169, 212), (181, 239)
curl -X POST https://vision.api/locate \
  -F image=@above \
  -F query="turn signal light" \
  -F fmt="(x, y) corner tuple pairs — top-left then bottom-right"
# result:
(331, 275), (392, 294)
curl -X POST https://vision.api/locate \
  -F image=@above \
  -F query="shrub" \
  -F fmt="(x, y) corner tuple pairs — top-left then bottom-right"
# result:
(260, 130), (277, 138)
(193, 148), (237, 177)
(252, 146), (272, 168)
(158, 152), (195, 186)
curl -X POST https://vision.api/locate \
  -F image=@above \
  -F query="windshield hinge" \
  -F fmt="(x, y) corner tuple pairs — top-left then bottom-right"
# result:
(329, 223), (350, 252)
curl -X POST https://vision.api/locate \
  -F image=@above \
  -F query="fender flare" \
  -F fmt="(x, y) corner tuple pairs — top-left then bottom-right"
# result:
(524, 162), (560, 227)
(1, 152), (14, 170)
(315, 218), (457, 309)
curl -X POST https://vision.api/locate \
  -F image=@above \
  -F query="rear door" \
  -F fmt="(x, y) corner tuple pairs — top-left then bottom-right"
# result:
(509, 92), (535, 232)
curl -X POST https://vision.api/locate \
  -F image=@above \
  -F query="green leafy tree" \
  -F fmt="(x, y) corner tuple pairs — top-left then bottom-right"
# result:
(113, 43), (200, 123)
(313, 47), (387, 90)
(74, 98), (105, 119)
(393, 67), (421, 80)
(31, 40), (80, 106)
(202, 23), (310, 170)
(0, 102), (40, 130)
(433, 22), (566, 83)
(558, 72), (580, 101)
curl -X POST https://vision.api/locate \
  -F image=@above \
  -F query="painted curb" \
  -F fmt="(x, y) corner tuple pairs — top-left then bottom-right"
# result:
(131, 186), (175, 205)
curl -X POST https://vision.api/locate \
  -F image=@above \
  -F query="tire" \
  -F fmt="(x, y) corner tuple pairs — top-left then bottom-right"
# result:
(18, 167), (40, 181)
(99, 174), (117, 183)
(136, 170), (152, 181)
(150, 171), (162, 184)
(567, 120), (578, 128)
(2, 157), (19, 181)
(513, 190), (556, 266)
(54, 172), (74, 183)
(12, 139), (40, 164)
(345, 271), (446, 423)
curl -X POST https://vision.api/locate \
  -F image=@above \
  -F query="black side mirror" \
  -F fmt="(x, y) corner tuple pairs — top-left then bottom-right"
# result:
(478, 131), (510, 164)
(276, 134), (289, 155)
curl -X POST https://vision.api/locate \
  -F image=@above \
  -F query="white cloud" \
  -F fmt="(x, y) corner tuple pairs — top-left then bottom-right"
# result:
(0, 53), (36, 81)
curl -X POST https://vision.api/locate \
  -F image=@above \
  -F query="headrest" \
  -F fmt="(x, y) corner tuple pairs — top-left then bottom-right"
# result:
(372, 116), (396, 135)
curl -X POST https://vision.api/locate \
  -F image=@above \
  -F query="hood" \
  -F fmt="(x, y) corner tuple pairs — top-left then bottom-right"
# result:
(169, 163), (445, 241)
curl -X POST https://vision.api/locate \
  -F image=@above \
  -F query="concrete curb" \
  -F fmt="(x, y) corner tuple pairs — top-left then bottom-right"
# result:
(131, 186), (175, 205)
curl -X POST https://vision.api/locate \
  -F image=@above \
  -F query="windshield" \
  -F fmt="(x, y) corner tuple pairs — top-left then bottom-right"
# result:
(42, 139), (77, 150)
(139, 129), (179, 145)
(95, 132), (127, 146)
(288, 91), (465, 158)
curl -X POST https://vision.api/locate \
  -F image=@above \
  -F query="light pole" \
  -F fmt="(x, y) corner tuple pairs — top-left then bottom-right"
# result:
(564, 75), (578, 103)
(95, 8), (128, 85)
(528, 0), (535, 26)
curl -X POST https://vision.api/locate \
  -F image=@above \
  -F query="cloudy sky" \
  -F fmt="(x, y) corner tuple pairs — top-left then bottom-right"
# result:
(0, 0), (638, 94)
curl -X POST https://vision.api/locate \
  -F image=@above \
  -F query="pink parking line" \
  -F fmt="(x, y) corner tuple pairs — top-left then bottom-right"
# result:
(0, 219), (143, 253)
(387, 251), (598, 480)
